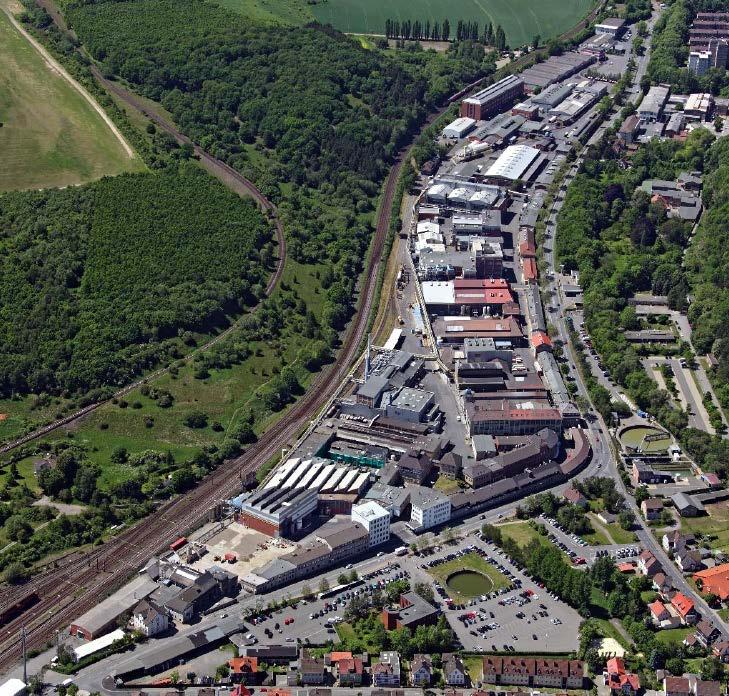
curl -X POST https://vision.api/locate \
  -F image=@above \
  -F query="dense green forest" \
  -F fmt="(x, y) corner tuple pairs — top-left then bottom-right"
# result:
(0, 166), (272, 396)
(683, 137), (729, 471)
(556, 127), (714, 432)
(55, 0), (488, 329)
(647, 0), (729, 94)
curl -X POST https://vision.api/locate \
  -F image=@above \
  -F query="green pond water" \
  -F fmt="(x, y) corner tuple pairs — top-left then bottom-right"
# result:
(620, 425), (671, 452)
(446, 570), (492, 597)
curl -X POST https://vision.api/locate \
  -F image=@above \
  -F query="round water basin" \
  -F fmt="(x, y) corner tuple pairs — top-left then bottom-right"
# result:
(619, 425), (671, 453)
(446, 570), (493, 597)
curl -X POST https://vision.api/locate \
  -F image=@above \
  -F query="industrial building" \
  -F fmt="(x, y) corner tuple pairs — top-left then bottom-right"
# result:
(461, 75), (525, 120)
(432, 315), (524, 346)
(442, 116), (476, 139)
(464, 396), (563, 436)
(549, 80), (608, 124)
(594, 18), (625, 36)
(422, 278), (515, 315)
(485, 144), (541, 182)
(684, 93), (714, 120)
(241, 519), (370, 592)
(638, 86), (670, 122)
(70, 575), (158, 640)
(417, 241), (503, 281)
(384, 386), (437, 423)
(519, 53), (596, 90)
(531, 82), (575, 110)
(234, 457), (371, 537)
(409, 486), (452, 530)
(351, 501), (391, 547)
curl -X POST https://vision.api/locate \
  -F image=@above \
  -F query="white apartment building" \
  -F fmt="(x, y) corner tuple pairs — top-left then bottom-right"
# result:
(351, 501), (391, 547)
(410, 487), (451, 530)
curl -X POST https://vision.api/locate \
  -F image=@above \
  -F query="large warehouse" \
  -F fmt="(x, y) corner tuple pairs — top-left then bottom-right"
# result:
(485, 145), (541, 182)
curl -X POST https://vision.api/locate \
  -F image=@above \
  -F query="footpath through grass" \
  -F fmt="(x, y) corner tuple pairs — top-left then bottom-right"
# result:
(0, 8), (142, 190)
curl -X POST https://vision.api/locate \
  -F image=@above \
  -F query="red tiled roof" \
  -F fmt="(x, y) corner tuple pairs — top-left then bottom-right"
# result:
(531, 331), (552, 348)
(664, 677), (690, 694)
(229, 657), (258, 674)
(330, 652), (353, 662)
(519, 240), (536, 258)
(338, 657), (363, 675)
(671, 592), (696, 618)
(523, 258), (538, 281)
(695, 563), (729, 600)
(649, 600), (667, 618)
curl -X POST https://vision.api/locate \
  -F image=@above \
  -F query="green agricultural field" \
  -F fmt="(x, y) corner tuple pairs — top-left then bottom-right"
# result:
(0, 8), (142, 191)
(216, 0), (595, 47)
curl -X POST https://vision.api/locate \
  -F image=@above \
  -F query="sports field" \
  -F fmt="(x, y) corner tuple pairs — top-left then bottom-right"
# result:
(217, 0), (595, 47)
(0, 7), (142, 191)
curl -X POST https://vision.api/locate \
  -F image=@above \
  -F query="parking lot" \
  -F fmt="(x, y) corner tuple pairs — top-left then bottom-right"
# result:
(398, 536), (582, 653)
(241, 563), (410, 647)
(539, 515), (641, 565)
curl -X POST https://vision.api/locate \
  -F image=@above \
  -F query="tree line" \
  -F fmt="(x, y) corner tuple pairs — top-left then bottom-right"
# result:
(384, 17), (507, 50)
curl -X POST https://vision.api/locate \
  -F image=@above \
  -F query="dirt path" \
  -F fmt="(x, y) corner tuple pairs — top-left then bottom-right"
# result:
(589, 514), (617, 545)
(0, 0), (135, 159)
(609, 618), (634, 647)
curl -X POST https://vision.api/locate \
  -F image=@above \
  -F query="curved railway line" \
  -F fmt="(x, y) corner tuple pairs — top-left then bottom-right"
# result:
(0, 68), (452, 672)
(0, 0), (607, 671)
(0, 84), (286, 458)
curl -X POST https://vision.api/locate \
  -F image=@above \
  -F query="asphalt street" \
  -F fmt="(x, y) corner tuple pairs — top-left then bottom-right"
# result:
(540, 0), (728, 637)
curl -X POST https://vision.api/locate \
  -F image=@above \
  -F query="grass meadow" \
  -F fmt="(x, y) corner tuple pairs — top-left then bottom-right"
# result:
(0, 8), (143, 191)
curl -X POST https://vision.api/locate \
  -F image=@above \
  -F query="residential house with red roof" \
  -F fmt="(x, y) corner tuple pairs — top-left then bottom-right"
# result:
(695, 563), (729, 601)
(605, 657), (640, 695)
(670, 592), (698, 625)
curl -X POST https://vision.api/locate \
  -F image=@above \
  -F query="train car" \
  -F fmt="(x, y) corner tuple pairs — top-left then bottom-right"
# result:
(0, 591), (40, 628)
(169, 536), (187, 551)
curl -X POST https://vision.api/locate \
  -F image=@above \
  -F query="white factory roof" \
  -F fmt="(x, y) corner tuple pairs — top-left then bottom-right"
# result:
(350, 471), (370, 492)
(73, 628), (126, 662)
(321, 466), (347, 492)
(0, 680), (26, 696)
(427, 183), (452, 199)
(469, 189), (497, 206)
(265, 457), (300, 489)
(422, 281), (455, 305)
(485, 144), (540, 180)
(448, 187), (472, 202)
(297, 459), (325, 488)
(443, 116), (476, 135)
(417, 220), (440, 235)
(311, 463), (336, 489)
(336, 469), (359, 492)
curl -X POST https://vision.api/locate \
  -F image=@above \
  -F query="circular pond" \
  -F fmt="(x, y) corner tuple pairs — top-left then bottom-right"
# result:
(446, 570), (493, 597)
(619, 425), (671, 453)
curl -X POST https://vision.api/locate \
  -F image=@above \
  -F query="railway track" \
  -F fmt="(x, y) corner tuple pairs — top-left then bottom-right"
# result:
(0, 72), (451, 670)
(0, 0), (607, 667)
(0, 74), (285, 459)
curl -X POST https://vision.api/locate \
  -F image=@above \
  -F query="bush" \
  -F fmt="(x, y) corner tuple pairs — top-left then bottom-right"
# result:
(183, 411), (208, 428)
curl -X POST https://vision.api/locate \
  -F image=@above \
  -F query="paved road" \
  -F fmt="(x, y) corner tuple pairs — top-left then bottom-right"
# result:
(540, 1), (728, 637)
